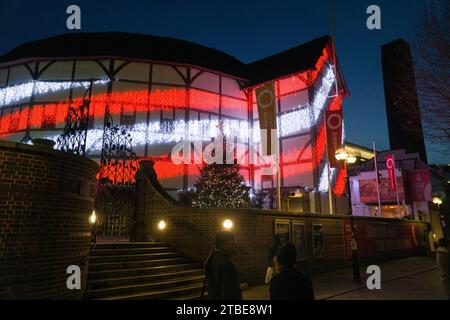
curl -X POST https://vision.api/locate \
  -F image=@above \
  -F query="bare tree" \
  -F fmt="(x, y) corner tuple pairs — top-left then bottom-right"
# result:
(413, 0), (450, 154)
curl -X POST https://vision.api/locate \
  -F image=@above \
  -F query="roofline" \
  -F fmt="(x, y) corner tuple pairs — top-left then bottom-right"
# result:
(344, 141), (374, 154)
(242, 40), (350, 97)
(0, 55), (252, 83)
(0, 33), (349, 95)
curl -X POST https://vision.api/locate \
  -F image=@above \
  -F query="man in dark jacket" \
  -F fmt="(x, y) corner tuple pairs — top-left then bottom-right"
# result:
(203, 231), (242, 300)
(270, 242), (315, 300)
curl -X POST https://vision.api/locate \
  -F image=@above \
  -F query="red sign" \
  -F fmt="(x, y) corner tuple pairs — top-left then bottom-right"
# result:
(386, 155), (397, 192)
(325, 109), (343, 167)
(407, 169), (432, 202)
(343, 220), (427, 260)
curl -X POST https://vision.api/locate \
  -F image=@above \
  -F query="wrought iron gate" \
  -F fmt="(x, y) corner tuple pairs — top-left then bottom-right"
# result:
(95, 117), (139, 241)
(56, 81), (139, 241)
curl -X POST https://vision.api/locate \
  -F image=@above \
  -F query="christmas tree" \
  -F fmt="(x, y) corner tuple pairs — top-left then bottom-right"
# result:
(192, 162), (250, 208)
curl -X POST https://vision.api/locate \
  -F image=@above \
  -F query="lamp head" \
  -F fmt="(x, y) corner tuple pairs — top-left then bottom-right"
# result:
(335, 148), (348, 161)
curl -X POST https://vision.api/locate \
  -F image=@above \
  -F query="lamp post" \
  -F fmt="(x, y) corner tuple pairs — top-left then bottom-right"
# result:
(335, 147), (362, 283)
(432, 196), (446, 238)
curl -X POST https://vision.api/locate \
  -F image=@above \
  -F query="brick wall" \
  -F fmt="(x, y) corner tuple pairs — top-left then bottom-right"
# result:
(0, 140), (98, 299)
(135, 160), (429, 286)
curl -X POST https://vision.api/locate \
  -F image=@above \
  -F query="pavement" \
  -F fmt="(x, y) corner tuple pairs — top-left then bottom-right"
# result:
(242, 256), (447, 300)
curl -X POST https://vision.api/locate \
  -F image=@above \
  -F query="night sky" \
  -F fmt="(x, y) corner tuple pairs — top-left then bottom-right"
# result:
(1, 0), (443, 163)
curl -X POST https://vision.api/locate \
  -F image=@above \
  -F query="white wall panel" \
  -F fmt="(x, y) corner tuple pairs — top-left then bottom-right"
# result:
(280, 90), (308, 113)
(282, 162), (314, 188)
(221, 77), (246, 99)
(115, 61), (150, 82)
(9, 65), (33, 85)
(281, 135), (312, 163)
(39, 61), (73, 80)
(34, 87), (70, 103)
(152, 64), (185, 85)
(191, 72), (219, 93)
(0, 68), (9, 87)
(221, 96), (247, 119)
(74, 60), (108, 79)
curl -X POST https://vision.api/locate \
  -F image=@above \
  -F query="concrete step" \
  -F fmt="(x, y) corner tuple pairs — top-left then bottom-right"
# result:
(93, 242), (167, 249)
(88, 275), (205, 299)
(89, 257), (191, 271)
(88, 269), (204, 289)
(93, 282), (205, 300)
(172, 292), (206, 300)
(89, 252), (180, 263)
(88, 263), (202, 280)
(91, 246), (175, 256)
(87, 242), (206, 300)
(173, 282), (249, 300)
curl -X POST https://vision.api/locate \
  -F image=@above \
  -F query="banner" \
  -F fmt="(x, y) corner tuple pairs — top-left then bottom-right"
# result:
(359, 176), (405, 203)
(343, 220), (427, 260)
(255, 82), (277, 155)
(385, 155), (397, 192)
(325, 109), (343, 167)
(407, 169), (432, 201)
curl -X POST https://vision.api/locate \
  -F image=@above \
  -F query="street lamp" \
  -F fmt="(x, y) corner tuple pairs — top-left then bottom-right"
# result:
(89, 210), (97, 224)
(432, 196), (446, 237)
(223, 219), (233, 230)
(158, 220), (167, 230)
(335, 148), (362, 283)
(89, 209), (97, 250)
(432, 197), (443, 207)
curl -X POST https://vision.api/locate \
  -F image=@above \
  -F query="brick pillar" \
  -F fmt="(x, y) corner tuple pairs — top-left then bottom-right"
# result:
(134, 160), (156, 242)
(0, 140), (98, 299)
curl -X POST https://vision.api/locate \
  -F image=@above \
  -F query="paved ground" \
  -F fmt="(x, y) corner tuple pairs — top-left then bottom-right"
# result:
(243, 256), (447, 300)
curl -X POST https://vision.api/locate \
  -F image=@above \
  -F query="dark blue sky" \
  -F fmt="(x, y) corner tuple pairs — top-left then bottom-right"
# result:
(1, 0), (443, 163)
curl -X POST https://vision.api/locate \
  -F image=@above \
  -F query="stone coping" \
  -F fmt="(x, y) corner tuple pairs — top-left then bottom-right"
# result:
(0, 139), (99, 171)
(184, 207), (428, 224)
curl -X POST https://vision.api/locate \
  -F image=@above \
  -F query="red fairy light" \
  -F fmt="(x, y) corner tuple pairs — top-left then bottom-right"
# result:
(332, 165), (347, 196)
(277, 72), (308, 96)
(328, 95), (342, 111)
(0, 49), (343, 193)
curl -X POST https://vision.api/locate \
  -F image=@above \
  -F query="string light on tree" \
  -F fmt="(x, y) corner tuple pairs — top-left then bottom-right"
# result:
(192, 162), (250, 208)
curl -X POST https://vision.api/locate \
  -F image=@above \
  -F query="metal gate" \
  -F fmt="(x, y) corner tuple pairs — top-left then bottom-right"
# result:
(95, 120), (139, 242)
(56, 81), (139, 242)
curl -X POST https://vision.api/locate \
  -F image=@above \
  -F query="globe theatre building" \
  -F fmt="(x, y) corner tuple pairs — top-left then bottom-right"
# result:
(0, 32), (349, 213)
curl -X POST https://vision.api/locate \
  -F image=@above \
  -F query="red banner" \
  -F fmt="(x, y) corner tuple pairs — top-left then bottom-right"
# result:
(343, 220), (427, 260)
(386, 155), (397, 192)
(325, 109), (343, 167)
(407, 169), (432, 201)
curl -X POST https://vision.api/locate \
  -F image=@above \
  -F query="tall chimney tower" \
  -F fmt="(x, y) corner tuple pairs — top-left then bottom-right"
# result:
(381, 39), (428, 163)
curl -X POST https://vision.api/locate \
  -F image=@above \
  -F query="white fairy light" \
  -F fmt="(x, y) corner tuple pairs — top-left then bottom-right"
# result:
(341, 119), (345, 144)
(253, 65), (336, 143)
(8, 66), (338, 168)
(0, 79), (109, 106)
(318, 163), (337, 193)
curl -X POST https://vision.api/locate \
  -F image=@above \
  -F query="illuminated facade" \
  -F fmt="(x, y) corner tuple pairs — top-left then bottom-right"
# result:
(0, 32), (349, 212)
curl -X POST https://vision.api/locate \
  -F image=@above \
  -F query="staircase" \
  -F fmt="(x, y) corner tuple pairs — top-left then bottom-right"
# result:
(86, 242), (206, 300)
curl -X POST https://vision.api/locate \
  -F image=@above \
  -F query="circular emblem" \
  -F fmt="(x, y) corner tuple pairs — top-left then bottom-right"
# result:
(327, 113), (342, 130)
(257, 89), (274, 110)
(386, 158), (394, 169)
